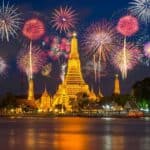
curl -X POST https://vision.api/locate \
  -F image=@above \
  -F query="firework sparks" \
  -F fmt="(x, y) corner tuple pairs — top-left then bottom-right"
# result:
(41, 63), (52, 77)
(112, 43), (141, 78)
(116, 15), (139, 79)
(22, 18), (45, 79)
(129, 0), (150, 24)
(83, 60), (107, 79)
(82, 21), (117, 61)
(17, 45), (47, 78)
(82, 20), (117, 81)
(0, 1), (21, 41)
(139, 54), (150, 66)
(22, 18), (45, 40)
(51, 6), (77, 32)
(45, 35), (70, 60)
(60, 63), (66, 81)
(0, 57), (7, 75)
(144, 42), (150, 58)
(117, 15), (139, 37)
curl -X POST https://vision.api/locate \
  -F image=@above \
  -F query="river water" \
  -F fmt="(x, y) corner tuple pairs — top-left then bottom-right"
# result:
(0, 117), (150, 150)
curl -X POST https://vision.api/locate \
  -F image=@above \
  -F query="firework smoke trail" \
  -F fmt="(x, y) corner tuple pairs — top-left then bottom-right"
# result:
(0, 1), (21, 41)
(123, 37), (127, 79)
(129, 0), (150, 24)
(83, 60), (107, 80)
(29, 41), (33, 79)
(117, 15), (139, 79)
(60, 63), (66, 82)
(0, 56), (7, 75)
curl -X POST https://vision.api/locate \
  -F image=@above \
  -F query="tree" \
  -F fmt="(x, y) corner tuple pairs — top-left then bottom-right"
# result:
(0, 92), (17, 109)
(132, 77), (150, 108)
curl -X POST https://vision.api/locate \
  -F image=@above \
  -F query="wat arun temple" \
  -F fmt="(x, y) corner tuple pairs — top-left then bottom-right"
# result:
(25, 32), (120, 112)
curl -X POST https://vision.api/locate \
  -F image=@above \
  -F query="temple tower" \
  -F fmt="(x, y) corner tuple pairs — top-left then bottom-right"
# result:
(64, 32), (90, 97)
(27, 78), (35, 101)
(52, 32), (92, 110)
(40, 86), (52, 112)
(113, 74), (120, 95)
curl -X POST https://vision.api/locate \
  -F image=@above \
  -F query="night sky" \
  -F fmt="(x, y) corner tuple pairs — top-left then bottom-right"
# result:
(0, 0), (149, 96)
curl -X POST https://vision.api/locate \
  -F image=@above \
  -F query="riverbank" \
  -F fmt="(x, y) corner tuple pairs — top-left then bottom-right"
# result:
(1, 112), (150, 118)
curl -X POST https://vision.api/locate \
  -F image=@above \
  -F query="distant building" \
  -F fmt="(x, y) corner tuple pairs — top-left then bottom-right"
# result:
(113, 74), (120, 95)
(39, 86), (52, 112)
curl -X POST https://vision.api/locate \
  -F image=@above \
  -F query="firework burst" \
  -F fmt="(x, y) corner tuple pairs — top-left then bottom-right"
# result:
(117, 15), (139, 37)
(83, 60), (107, 79)
(0, 1), (21, 41)
(112, 43), (141, 78)
(17, 45), (47, 78)
(82, 21), (117, 61)
(51, 6), (77, 32)
(144, 42), (150, 58)
(22, 18), (45, 40)
(129, 0), (150, 24)
(0, 56), (7, 75)
(82, 21), (117, 81)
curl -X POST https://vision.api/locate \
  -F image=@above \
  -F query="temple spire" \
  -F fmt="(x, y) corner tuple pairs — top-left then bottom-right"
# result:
(70, 32), (79, 59)
(113, 74), (120, 95)
(27, 78), (35, 101)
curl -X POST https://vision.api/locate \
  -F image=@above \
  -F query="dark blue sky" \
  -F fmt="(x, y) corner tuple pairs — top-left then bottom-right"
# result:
(0, 0), (149, 96)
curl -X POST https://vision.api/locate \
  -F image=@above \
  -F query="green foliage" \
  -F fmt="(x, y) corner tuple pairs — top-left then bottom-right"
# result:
(112, 94), (131, 106)
(137, 99), (149, 109)
(99, 94), (131, 107)
(133, 78), (150, 100)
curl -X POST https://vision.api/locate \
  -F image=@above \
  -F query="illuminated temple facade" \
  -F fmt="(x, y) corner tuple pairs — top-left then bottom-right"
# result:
(113, 74), (120, 95)
(25, 33), (122, 112)
(52, 33), (98, 110)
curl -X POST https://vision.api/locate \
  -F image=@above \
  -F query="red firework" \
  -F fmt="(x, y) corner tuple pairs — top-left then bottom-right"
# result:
(117, 15), (139, 36)
(22, 18), (45, 40)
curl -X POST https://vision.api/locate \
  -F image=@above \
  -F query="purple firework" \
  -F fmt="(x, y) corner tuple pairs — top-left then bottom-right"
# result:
(144, 42), (150, 58)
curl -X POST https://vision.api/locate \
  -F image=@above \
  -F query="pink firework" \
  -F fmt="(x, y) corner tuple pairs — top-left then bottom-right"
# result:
(46, 36), (70, 60)
(51, 6), (77, 32)
(117, 15), (139, 36)
(82, 20), (118, 81)
(22, 18), (45, 40)
(48, 50), (61, 60)
(144, 42), (150, 58)
(82, 21), (118, 61)
(112, 43), (141, 73)
(17, 45), (47, 77)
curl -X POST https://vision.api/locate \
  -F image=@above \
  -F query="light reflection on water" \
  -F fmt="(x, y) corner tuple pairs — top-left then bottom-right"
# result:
(0, 117), (150, 150)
